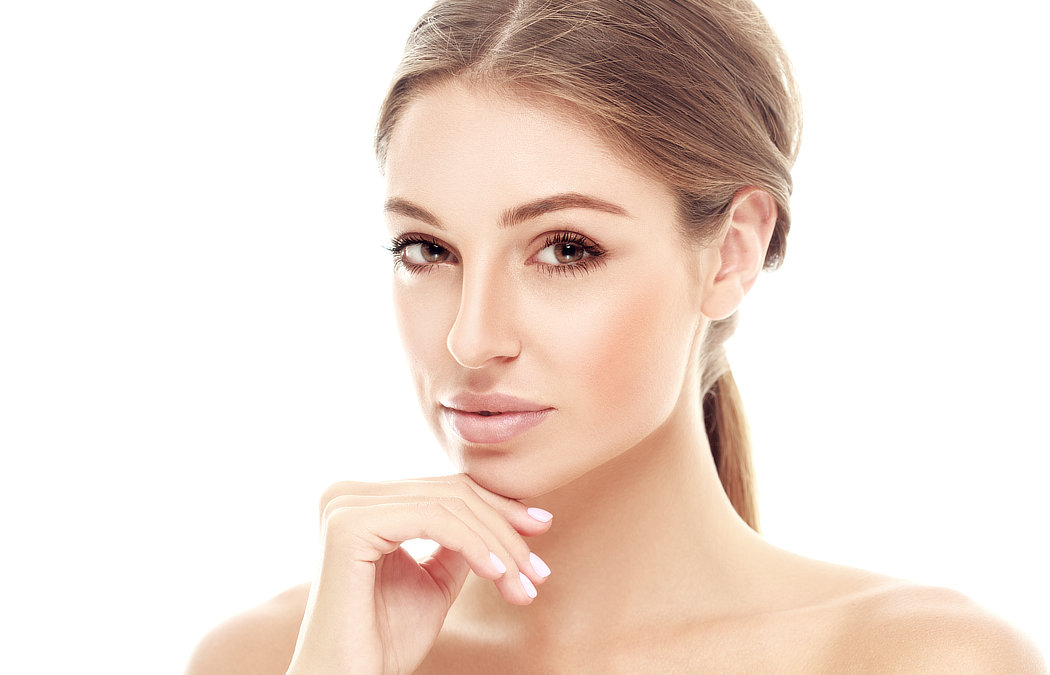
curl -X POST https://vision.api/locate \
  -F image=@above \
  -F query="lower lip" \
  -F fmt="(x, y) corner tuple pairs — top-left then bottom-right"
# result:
(442, 408), (554, 444)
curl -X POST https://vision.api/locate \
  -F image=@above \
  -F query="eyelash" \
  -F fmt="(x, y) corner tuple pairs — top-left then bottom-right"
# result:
(385, 233), (447, 275)
(385, 232), (607, 278)
(535, 232), (607, 277)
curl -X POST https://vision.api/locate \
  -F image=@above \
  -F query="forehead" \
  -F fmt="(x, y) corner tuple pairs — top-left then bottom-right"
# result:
(383, 79), (675, 221)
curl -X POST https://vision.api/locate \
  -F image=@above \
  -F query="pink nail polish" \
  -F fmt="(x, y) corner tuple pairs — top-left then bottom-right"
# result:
(529, 552), (551, 578)
(489, 552), (507, 575)
(519, 572), (537, 599)
(527, 507), (553, 523)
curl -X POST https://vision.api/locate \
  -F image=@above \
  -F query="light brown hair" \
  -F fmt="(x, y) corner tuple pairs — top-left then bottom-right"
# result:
(376, 0), (802, 531)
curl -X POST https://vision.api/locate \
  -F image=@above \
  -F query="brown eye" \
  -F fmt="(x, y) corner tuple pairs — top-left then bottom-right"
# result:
(553, 243), (584, 264)
(536, 237), (597, 266)
(532, 231), (607, 278)
(404, 241), (451, 265)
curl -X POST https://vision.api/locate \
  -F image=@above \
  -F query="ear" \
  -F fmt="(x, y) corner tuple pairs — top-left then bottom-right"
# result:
(700, 188), (777, 321)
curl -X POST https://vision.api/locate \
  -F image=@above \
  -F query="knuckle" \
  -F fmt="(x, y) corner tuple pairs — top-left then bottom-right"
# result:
(321, 510), (383, 561)
(318, 481), (363, 512)
(436, 495), (469, 514)
(416, 496), (468, 522)
(321, 504), (357, 535)
(415, 499), (444, 520)
(321, 495), (354, 524)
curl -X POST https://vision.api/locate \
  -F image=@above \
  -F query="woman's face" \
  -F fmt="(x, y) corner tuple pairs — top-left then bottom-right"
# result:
(384, 80), (712, 499)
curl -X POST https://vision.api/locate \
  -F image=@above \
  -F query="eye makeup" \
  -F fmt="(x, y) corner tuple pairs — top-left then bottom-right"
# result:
(386, 230), (607, 278)
(532, 231), (607, 278)
(386, 233), (456, 274)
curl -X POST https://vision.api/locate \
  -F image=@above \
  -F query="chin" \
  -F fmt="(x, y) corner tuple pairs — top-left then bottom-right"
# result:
(455, 458), (554, 500)
(448, 444), (595, 501)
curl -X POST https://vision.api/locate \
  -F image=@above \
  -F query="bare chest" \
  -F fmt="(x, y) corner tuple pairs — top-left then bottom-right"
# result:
(415, 610), (847, 674)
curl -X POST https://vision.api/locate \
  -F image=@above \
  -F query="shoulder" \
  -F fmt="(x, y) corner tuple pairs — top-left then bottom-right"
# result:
(184, 583), (310, 675)
(830, 582), (1046, 673)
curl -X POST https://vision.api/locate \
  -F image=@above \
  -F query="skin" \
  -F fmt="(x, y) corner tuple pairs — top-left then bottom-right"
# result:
(185, 81), (1045, 674)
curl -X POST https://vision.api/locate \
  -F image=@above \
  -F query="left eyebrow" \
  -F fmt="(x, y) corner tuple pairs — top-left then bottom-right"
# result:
(383, 192), (631, 230)
(499, 192), (631, 228)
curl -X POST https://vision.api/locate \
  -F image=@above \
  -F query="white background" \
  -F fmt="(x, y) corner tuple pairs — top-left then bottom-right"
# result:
(1, 1), (1047, 672)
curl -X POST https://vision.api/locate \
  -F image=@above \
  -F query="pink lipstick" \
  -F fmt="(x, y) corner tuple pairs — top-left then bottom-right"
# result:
(440, 393), (554, 444)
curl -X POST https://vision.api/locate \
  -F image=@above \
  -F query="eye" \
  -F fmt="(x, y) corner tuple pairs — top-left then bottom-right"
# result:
(536, 241), (588, 265)
(533, 232), (606, 275)
(386, 234), (456, 273)
(403, 241), (451, 265)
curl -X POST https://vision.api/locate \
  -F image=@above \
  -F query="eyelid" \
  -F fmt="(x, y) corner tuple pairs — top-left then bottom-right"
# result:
(387, 232), (459, 258)
(536, 230), (602, 249)
(528, 230), (608, 277)
(386, 232), (460, 275)
(530, 230), (606, 259)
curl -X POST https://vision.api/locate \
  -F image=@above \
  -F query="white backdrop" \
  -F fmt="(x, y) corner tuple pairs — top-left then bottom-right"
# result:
(1, 1), (1047, 672)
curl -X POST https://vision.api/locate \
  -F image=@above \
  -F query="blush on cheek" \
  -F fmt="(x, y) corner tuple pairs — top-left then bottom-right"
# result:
(542, 271), (697, 444)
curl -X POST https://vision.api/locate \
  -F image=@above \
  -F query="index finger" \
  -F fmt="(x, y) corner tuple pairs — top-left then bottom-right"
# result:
(407, 474), (554, 535)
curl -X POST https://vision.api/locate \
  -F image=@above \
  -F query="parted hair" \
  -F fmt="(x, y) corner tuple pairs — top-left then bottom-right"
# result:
(376, 0), (802, 531)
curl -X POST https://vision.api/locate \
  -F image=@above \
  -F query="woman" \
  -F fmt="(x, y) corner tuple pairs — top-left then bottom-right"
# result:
(188, 0), (1044, 672)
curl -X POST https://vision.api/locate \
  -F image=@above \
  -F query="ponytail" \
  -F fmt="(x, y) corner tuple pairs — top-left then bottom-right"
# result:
(700, 314), (760, 532)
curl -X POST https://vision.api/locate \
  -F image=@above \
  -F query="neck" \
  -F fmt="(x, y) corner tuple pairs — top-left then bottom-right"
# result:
(448, 391), (767, 651)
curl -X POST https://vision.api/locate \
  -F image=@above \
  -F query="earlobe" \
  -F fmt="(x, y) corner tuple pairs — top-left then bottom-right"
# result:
(700, 188), (777, 321)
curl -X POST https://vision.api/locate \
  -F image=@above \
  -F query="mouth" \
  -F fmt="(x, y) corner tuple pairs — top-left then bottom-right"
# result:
(440, 393), (554, 444)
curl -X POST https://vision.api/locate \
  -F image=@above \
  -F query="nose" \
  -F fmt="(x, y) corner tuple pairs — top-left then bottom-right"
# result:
(446, 265), (521, 369)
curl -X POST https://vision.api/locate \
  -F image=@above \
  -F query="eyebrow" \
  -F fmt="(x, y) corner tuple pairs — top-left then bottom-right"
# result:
(384, 192), (631, 230)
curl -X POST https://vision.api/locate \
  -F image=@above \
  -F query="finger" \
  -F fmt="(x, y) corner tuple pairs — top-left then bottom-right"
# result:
(325, 490), (551, 587)
(323, 477), (554, 537)
(418, 546), (471, 609)
(322, 494), (546, 597)
(409, 475), (555, 537)
(409, 477), (553, 585)
(367, 501), (538, 605)
(459, 474), (555, 536)
(421, 495), (545, 600)
(322, 501), (506, 584)
(419, 546), (536, 607)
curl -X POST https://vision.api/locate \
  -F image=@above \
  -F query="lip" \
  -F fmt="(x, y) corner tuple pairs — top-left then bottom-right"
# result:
(440, 392), (555, 444)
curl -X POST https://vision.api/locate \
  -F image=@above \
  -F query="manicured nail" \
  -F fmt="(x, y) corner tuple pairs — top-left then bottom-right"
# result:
(489, 552), (507, 575)
(527, 507), (553, 523)
(519, 572), (537, 599)
(530, 552), (551, 578)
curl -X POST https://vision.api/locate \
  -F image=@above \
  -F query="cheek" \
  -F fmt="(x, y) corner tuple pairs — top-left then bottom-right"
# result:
(531, 268), (698, 435)
(392, 278), (458, 384)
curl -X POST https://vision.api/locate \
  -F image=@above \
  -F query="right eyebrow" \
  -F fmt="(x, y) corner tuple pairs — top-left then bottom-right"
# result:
(384, 197), (445, 230)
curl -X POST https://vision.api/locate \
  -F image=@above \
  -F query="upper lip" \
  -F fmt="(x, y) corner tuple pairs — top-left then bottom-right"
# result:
(441, 392), (552, 414)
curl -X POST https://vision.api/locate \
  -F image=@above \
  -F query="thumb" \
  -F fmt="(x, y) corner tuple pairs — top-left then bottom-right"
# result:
(419, 545), (472, 609)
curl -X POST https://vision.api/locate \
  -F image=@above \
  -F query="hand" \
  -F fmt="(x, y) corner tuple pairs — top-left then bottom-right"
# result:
(285, 474), (554, 675)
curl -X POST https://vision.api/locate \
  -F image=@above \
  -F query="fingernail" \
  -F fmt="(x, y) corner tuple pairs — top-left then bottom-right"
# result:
(489, 552), (507, 575)
(527, 507), (553, 523)
(530, 552), (551, 578)
(519, 572), (537, 599)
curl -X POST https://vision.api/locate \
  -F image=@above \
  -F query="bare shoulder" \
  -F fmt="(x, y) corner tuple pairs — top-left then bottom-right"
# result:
(184, 583), (310, 675)
(831, 581), (1046, 673)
